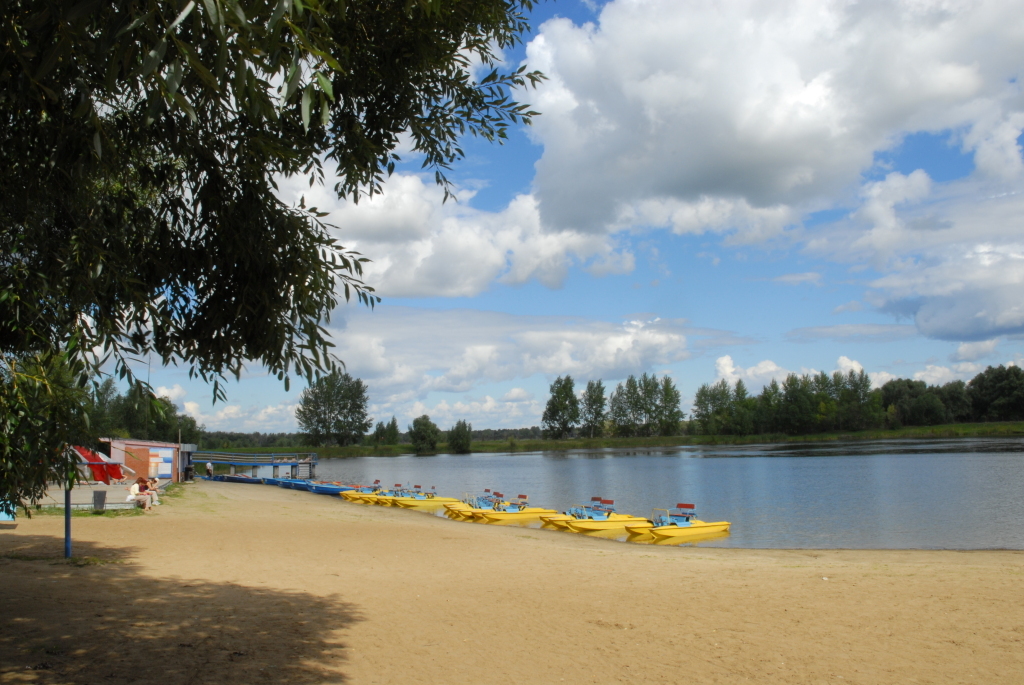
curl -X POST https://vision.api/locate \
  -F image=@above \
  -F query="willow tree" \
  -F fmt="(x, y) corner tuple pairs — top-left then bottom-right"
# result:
(0, 0), (542, 514)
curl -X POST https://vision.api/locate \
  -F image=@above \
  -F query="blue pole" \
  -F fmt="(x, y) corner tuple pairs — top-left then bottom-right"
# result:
(64, 486), (71, 558)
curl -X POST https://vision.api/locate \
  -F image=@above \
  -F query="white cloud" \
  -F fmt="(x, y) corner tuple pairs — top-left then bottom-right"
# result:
(326, 306), (722, 423)
(502, 387), (532, 402)
(912, 362), (983, 386)
(868, 371), (897, 389)
(774, 272), (822, 286)
(953, 338), (999, 362)
(182, 401), (298, 432)
(714, 355), (789, 388)
(835, 356), (863, 374)
(260, 0), (1024, 316)
(407, 395), (545, 429)
(833, 300), (864, 314)
(521, 0), (1024, 343)
(156, 384), (187, 403)
(276, 172), (629, 298)
(786, 324), (918, 343)
(526, 0), (1021, 238)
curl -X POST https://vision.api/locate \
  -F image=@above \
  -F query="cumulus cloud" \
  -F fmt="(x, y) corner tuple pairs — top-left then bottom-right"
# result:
(714, 355), (789, 388)
(953, 339), (999, 362)
(182, 401), (298, 432)
(156, 384), (187, 403)
(833, 301), (864, 314)
(526, 0), (1022, 237)
(502, 387), (532, 402)
(408, 395), (545, 429)
(868, 371), (897, 388)
(774, 272), (822, 286)
(786, 324), (918, 343)
(522, 0), (1024, 342)
(276, 173), (629, 297)
(835, 356), (863, 374)
(330, 307), (703, 409)
(262, 1), (1023, 312)
(913, 363), (983, 386)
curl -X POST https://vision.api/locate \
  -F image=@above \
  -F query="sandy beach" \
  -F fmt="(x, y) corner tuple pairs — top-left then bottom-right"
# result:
(1, 481), (1022, 684)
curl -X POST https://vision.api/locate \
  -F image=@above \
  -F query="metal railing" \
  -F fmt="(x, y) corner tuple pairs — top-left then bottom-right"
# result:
(192, 451), (318, 465)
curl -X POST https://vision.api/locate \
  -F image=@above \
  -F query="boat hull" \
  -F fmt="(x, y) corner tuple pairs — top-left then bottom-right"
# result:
(623, 521), (654, 535)
(307, 483), (354, 495)
(481, 508), (557, 522)
(540, 515), (573, 529)
(275, 479), (310, 491)
(565, 516), (648, 532)
(393, 496), (460, 508)
(648, 520), (731, 539)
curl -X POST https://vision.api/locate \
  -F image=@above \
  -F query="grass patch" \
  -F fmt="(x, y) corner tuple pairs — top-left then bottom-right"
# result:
(32, 507), (144, 518)
(209, 421), (1024, 458)
(159, 482), (186, 500)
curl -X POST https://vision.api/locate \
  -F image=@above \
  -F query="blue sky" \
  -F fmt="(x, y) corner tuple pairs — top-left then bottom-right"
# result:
(148, 0), (1024, 432)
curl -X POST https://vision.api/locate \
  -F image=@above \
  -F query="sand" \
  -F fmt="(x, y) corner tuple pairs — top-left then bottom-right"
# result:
(1, 481), (1022, 684)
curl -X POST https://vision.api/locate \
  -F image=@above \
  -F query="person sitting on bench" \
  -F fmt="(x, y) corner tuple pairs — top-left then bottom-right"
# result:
(127, 477), (153, 511)
(146, 477), (162, 506)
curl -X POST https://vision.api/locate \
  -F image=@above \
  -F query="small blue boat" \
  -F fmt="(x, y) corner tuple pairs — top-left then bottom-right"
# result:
(221, 475), (262, 484)
(275, 478), (310, 491)
(307, 482), (355, 495)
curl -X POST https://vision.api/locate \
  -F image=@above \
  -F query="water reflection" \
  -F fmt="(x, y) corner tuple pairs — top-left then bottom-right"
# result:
(318, 438), (1024, 549)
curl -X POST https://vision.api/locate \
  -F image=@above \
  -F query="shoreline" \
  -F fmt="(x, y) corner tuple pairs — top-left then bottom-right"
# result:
(219, 421), (1024, 458)
(2, 481), (1022, 683)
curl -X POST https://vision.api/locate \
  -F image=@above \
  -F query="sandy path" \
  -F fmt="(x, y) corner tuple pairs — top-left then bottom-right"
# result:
(1, 481), (1022, 684)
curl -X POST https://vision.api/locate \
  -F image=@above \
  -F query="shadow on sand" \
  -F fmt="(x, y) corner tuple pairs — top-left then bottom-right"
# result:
(0, 535), (361, 684)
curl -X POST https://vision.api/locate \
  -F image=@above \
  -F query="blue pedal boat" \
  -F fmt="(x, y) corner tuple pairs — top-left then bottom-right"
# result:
(307, 482), (355, 495)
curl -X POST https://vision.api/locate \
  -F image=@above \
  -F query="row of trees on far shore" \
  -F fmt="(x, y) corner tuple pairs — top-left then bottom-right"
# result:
(691, 364), (1024, 436)
(82, 364), (1024, 452)
(294, 371), (473, 453)
(542, 374), (685, 439)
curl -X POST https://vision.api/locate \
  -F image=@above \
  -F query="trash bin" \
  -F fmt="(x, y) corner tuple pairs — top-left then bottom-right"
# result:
(93, 490), (106, 511)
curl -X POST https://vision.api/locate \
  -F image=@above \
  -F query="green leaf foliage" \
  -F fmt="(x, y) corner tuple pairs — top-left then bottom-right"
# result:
(87, 377), (204, 443)
(693, 370), (885, 436)
(0, 353), (92, 516)
(295, 371), (371, 446)
(408, 414), (440, 453)
(447, 419), (471, 454)
(607, 373), (683, 437)
(579, 379), (606, 438)
(1, 0), (542, 511)
(542, 375), (580, 439)
(371, 415), (400, 446)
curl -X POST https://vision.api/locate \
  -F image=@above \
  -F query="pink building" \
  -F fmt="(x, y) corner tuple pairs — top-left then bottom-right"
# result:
(102, 439), (181, 483)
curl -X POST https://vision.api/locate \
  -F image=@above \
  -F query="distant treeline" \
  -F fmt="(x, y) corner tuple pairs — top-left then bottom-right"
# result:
(691, 364), (1024, 436)
(91, 364), (1024, 448)
(198, 426), (544, 450)
(89, 378), (203, 445)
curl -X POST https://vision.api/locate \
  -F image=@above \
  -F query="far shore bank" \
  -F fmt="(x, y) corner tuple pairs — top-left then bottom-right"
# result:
(210, 420), (1024, 458)
(2, 480), (1022, 684)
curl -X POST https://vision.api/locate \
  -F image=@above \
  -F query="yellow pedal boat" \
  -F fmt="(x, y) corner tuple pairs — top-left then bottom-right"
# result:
(648, 519), (731, 539)
(565, 514), (648, 532)
(459, 507), (504, 521)
(394, 495), (460, 508)
(625, 505), (731, 540)
(341, 482), (384, 502)
(540, 514), (573, 529)
(481, 508), (557, 522)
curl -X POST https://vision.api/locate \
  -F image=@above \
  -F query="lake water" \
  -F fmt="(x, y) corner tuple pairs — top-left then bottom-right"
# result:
(316, 438), (1024, 549)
